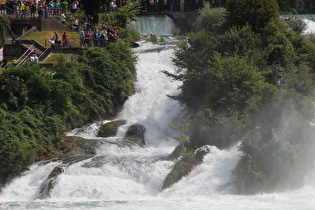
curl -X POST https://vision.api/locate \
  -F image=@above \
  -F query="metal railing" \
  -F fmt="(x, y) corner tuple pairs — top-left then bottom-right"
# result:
(14, 45), (35, 67)
(38, 47), (51, 62)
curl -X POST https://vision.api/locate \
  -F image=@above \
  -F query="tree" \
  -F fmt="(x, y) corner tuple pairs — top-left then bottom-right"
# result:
(81, 0), (107, 23)
(0, 15), (11, 48)
(225, 0), (279, 31)
(103, 2), (142, 28)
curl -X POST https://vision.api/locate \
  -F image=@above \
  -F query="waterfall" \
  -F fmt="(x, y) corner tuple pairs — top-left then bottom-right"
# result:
(126, 15), (175, 35)
(2, 32), (315, 209)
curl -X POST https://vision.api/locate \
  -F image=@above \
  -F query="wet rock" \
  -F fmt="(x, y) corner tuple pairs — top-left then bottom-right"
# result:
(162, 145), (210, 190)
(124, 124), (146, 147)
(97, 120), (127, 137)
(59, 136), (101, 156)
(37, 166), (64, 199)
(0, 173), (9, 190)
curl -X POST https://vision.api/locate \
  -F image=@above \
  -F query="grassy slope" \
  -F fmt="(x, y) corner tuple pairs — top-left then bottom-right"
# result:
(23, 31), (80, 48)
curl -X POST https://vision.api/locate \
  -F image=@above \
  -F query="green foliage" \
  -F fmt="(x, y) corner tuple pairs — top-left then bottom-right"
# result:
(160, 36), (166, 42)
(118, 28), (141, 43)
(169, 120), (190, 145)
(195, 3), (226, 32)
(225, 0), (279, 31)
(99, 2), (141, 28)
(209, 54), (265, 111)
(146, 34), (158, 44)
(0, 107), (65, 172)
(162, 150), (195, 189)
(171, 27), (181, 36)
(60, 1), (68, 13)
(0, 41), (136, 173)
(81, 0), (108, 23)
(79, 42), (136, 108)
(234, 89), (315, 193)
(168, 0), (315, 194)
(0, 15), (11, 48)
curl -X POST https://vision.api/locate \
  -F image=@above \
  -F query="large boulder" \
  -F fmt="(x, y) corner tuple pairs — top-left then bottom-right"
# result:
(58, 136), (101, 156)
(37, 166), (64, 199)
(124, 124), (146, 147)
(97, 120), (127, 137)
(162, 145), (210, 190)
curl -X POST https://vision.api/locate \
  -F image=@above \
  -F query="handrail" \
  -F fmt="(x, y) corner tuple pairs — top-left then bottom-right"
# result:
(38, 47), (51, 62)
(16, 45), (34, 63)
(16, 49), (34, 67)
(15, 45), (35, 67)
(3, 5), (14, 14)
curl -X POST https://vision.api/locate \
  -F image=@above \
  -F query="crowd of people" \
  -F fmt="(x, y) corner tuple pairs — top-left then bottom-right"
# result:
(1, 0), (81, 18)
(48, 24), (118, 50)
(79, 26), (118, 48)
(1, 0), (226, 18)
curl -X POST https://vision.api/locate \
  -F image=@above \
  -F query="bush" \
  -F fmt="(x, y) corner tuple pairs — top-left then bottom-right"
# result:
(147, 34), (158, 44)
(234, 89), (315, 194)
(225, 0), (279, 31)
(0, 42), (136, 173)
(60, 1), (68, 13)
(194, 3), (226, 32)
(118, 28), (141, 43)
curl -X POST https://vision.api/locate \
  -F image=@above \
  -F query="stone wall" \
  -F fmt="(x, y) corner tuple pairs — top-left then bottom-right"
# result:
(11, 18), (71, 36)
(40, 18), (71, 32)
(3, 43), (27, 58)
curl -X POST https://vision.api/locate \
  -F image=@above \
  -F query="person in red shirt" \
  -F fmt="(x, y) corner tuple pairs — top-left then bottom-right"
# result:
(62, 32), (68, 48)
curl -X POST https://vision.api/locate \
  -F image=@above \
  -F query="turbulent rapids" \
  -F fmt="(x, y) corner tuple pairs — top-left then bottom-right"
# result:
(1, 35), (315, 209)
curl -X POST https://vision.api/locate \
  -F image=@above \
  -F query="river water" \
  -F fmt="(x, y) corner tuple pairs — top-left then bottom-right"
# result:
(1, 33), (315, 209)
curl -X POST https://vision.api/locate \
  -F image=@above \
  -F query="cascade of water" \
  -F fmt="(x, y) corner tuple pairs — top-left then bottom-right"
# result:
(126, 15), (175, 35)
(3, 21), (315, 209)
(0, 38), (191, 203)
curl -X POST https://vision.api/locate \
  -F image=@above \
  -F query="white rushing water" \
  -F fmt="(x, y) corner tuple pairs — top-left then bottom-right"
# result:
(126, 15), (175, 35)
(2, 32), (315, 209)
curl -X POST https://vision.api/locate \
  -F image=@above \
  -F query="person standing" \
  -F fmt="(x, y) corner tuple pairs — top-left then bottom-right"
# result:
(53, 31), (59, 46)
(71, 0), (78, 13)
(80, 28), (85, 48)
(20, 1), (25, 18)
(60, 12), (66, 24)
(30, 1), (36, 18)
(62, 32), (68, 48)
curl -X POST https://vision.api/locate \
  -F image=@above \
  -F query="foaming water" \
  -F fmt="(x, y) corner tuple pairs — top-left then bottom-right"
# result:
(2, 35), (315, 209)
(116, 39), (184, 147)
(126, 15), (175, 35)
(303, 19), (315, 34)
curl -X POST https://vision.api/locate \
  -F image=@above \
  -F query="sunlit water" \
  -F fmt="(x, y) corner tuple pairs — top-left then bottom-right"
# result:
(1, 27), (315, 209)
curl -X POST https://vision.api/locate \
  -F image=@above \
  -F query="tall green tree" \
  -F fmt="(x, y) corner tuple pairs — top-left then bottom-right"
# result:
(81, 0), (107, 23)
(0, 15), (11, 48)
(225, 0), (279, 31)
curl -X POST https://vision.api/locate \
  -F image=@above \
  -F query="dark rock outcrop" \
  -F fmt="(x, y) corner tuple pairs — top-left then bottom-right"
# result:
(97, 120), (127, 137)
(37, 166), (64, 199)
(58, 136), (101, 156)
(0, 173), (9, 190)
(162, 145), (210, 190)
(124, 124), (146, 147)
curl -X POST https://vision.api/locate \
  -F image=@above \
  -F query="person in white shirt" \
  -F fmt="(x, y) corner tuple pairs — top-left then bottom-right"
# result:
(60, 13), (66, 24)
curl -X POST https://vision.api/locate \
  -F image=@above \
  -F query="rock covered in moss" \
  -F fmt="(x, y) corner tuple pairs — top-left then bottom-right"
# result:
(97, 120), (127, 137)
(58, 136), (101, 156)
(162, 146), (210, 190)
